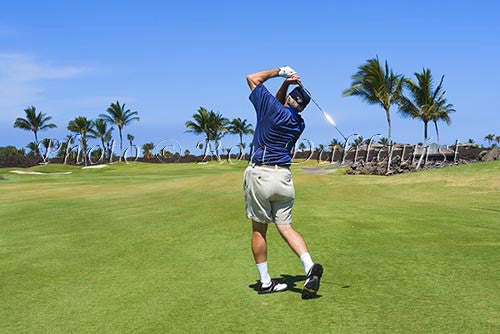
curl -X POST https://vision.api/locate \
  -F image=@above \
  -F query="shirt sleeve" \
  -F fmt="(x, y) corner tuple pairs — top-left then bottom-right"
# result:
(249, 84), (280, 120)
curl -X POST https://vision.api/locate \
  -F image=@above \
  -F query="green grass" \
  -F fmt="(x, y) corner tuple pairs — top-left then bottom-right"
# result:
(1, 161), (499, 333)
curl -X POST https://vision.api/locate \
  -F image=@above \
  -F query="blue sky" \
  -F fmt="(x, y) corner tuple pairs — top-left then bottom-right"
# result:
(1, 0), (499, 153)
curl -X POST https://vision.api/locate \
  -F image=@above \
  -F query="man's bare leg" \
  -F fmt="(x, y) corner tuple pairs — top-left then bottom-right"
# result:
(276, 224), (316, 274)
(251, 220), (268, 263)
(275, 224), (308, 257)
(276, 224), (323, 299)
(251, 220), (287, 293)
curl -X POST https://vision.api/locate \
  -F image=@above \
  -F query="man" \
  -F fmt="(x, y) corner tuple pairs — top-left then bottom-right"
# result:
(244, 66), (323, 299)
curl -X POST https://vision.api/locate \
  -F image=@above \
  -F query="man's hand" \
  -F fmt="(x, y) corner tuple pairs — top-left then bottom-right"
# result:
(278, 65), (297, 78)
(276, 74), (301, 104)
(285, 74), (301, 85)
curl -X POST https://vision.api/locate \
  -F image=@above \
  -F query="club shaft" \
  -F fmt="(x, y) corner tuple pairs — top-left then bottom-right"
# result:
(297, 82), (347, 140)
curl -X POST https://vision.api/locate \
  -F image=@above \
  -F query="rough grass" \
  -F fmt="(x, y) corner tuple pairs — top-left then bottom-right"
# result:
(1, 161), (499, 333)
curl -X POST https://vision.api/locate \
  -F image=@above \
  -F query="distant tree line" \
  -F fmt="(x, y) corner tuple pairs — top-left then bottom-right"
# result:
(185, 107), (254, 159)
(11, 101), (139, 166)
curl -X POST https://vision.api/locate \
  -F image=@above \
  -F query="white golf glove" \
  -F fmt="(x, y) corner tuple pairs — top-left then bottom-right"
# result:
(278, 65), (297, 78)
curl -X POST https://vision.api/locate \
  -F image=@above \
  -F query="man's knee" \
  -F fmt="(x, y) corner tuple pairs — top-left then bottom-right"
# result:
(276, 223), (295, 235)
(252, 220), (268, 235)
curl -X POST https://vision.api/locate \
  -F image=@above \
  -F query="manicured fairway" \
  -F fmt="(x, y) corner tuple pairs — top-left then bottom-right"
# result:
(1, 161), (499, 333)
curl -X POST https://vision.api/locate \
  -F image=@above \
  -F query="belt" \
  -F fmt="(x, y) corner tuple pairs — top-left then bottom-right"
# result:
(252, 162), (290, 170)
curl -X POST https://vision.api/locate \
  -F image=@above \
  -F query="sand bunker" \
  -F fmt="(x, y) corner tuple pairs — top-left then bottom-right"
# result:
(82, 164), (108, 169)
(10, 170), (73, 175)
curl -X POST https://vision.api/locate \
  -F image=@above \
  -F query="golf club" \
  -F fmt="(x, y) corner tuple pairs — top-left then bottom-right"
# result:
(297, 82), (347, 141)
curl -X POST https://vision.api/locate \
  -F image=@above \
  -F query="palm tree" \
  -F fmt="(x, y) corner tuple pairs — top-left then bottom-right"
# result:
(186, 107), (229, 157)
(431, 98), (455, 144)
(330, 138), (342, 147)
(26, 141), (38, 156)
(184, 149), (191, 156)
(99, 101), (139, 161)
(484, 134), (495, 146)
(185, 107), (212, 145)
(378, 137), (389, 146)
(353, 136), (364, 146)
(40, 138), (52, 157)
(93, 119), (114, 160)
(398, 69), (455, 142)
(67, 116), (96, 166)
(57, 141), (68, 158)
(228, 118), (254, 157)
(127, 134), (135, 147)
(142, 142), (155, 159)
(14, 106), (57, 155)
(298, 142), (306, 152)
(467, 138), (475, 145)
(317, 144), (325, 152)
(343, 57), (403, 144)
(208, 111), (229, 156)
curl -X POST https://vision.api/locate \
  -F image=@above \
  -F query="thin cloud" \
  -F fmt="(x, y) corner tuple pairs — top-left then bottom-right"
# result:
(0, 53), (92, 121)
(0, 53), (91, 81)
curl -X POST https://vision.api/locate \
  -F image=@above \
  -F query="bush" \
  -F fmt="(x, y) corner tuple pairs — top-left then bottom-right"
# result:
(0, 146), (25, 157)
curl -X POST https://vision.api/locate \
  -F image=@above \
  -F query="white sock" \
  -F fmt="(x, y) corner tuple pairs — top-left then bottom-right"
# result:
(300, 252), (314, 275)
(256, 262), (271, 286)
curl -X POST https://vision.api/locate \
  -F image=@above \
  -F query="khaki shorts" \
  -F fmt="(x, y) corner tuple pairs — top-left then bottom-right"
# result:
(243, 164), (295, 225)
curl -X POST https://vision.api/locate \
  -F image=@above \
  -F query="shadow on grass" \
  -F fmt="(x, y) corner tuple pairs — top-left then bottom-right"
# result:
(248, 274), (322, 299)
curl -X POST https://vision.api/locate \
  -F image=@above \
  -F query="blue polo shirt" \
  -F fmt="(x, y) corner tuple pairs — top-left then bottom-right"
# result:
(249, 84), (305, 165)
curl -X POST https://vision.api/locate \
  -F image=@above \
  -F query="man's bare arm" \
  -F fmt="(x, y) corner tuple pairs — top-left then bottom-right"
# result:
(276, 80), (290, 104)
(246, 68), (280, 91)
(276, 75), (302, 104)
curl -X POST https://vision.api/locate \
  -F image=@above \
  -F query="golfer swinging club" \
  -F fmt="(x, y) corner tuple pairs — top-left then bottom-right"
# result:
(244, 66), (323, 299)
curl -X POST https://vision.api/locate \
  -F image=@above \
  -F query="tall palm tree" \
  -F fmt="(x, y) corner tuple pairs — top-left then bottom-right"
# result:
(207, 111), (229, 155)
(185, 107), (212, 144)
(93, 119), (114, 160)
(67, 117), (96, 166)
(343, 57), (403, 144)
(14, 106), (57, 155)
(398, 69), (455, 142)
(431, 97), (455, 144)
(99, 101), (139, 161)
(228, 118), (254, 157)
(127, 134), (135, 147)
(484, 134), (495, 146)
(186, 107), (229, 157)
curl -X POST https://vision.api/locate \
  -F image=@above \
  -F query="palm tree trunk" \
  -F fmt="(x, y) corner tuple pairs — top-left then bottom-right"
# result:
(101, 138), (106, 161)
(203, 137), (209, 158)
(434, 121), (440, 144)
(34, 131), (40, 156)
(424, 121), (428, 142)
(82, 135), (88, 166)
(239, 133), (243, 158)
(385, 107), (392, 144)
(119, 127), (123, 162)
